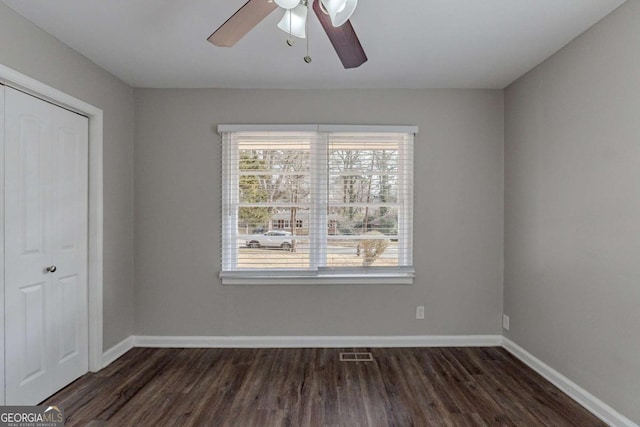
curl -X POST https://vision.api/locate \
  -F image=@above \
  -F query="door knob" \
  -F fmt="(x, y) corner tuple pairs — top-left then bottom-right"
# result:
(46, 265), (57, 273)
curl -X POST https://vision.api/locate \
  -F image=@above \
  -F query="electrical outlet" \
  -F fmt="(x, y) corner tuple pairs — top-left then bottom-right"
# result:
(502, 314), (510, 331)
(416, 305), (425, 320)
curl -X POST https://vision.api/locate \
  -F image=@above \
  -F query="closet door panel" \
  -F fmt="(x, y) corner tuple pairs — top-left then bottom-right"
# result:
(50, 106), (89, 391)
(4, 87), (54, 404)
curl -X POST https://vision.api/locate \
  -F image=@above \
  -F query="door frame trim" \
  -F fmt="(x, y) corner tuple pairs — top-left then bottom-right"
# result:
(0, 65), (104, 404)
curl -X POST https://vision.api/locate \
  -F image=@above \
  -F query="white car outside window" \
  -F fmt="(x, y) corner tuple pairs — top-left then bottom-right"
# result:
(246, 231), (293, 249)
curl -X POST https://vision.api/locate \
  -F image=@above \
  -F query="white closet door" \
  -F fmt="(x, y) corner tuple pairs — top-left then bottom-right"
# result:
(4, 88), (53, 404)
(50, 102), (89, 393)
(4, 87), (88, 404)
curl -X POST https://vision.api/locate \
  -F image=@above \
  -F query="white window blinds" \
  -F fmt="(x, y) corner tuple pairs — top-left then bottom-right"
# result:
(220, 127), (415, 285)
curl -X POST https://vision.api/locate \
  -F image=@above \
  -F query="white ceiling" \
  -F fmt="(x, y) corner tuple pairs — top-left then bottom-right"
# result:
(1, 0), (626, 89)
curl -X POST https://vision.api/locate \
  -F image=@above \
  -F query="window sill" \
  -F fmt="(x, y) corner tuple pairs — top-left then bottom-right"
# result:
(220, 269), (415, 286)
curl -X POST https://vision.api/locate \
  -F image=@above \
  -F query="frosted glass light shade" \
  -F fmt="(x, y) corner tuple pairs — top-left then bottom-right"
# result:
(277, 4), (308, 39)
(321, 0), (357, 27)
(274, 0), (299, 10)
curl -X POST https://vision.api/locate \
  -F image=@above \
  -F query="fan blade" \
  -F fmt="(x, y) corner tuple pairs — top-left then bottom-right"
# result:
(208, 0), (279, 47)
(313, 0), (367, 69)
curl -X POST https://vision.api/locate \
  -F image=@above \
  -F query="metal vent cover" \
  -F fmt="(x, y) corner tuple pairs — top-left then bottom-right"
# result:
(339, 352), (374, 362)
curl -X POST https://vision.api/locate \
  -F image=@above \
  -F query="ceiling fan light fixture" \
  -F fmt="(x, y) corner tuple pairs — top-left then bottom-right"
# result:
(320, 0), (357, 27)
(208, 0), (367, 69)
(274, 0), (300, 9)
(277, 3), (308, 39)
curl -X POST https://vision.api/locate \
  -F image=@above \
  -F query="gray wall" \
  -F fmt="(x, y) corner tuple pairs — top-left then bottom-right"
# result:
(0, 3), (135, 349)
(504, 1), (640, 423)
(134, 88), (504, 337)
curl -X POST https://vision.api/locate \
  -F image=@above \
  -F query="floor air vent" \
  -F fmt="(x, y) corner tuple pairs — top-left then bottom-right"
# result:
(339, 352), (374, 362)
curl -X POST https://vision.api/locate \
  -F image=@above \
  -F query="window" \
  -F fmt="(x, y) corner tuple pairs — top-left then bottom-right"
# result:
(273, 219), (303, 230)
(220, 125), (416, 285)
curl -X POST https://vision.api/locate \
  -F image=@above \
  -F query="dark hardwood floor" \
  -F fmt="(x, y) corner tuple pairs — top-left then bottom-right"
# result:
(44, 347), (605, 426)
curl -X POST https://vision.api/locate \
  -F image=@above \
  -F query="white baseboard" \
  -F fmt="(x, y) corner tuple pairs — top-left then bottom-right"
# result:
(133, 334), (503, 349)
(502, 338), (637, 427)
(102, 335), (134, 368)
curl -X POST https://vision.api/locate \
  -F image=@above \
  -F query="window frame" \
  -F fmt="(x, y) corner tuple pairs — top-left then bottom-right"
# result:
(219, 125), (417, 285)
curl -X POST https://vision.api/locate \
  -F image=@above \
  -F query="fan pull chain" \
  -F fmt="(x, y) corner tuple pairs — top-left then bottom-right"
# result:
(304, 5), (312, 64)
(286, 9), (295, 46)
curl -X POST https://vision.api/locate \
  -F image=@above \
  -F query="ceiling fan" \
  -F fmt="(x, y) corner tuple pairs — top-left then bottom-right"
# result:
(207, 0), (368, 69)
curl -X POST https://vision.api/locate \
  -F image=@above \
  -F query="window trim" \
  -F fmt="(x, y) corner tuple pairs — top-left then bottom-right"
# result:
(219, 124), (418, 286)
(218, 124), (419, 134)
(219, 271), (415, 286)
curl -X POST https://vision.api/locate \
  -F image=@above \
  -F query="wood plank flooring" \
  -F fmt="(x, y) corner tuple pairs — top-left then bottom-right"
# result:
(43, 347), (605, 426)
